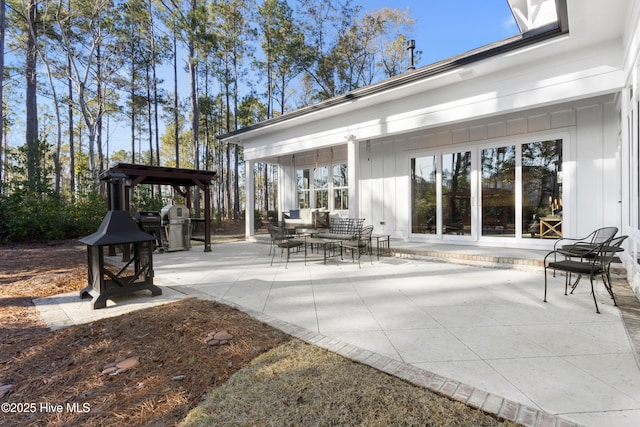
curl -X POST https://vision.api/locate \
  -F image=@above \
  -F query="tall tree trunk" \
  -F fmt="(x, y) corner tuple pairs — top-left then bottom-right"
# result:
(68, 54), (75, 201)
(149, 0), (160, 168)
(25, 0), (39, 187)
(232, 45), (239, 220)
(38, 49), (63, 193)
(224, 58), (231, 219)
(263, 166), (268, 212)
(189, 44), (200, 215)
(173, 23), (179, 168)
(96, 45), (104, 174)
(147, 60), (153, 165)
(0, 0), (5, 190)
(129, 25), (136, 163)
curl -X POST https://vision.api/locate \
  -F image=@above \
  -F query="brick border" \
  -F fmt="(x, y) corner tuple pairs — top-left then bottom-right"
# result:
(208, 291), (585, 427)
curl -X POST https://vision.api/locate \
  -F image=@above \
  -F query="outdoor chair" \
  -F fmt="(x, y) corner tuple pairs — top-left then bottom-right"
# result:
(551, 226), (618, 276)
(553, 226), (618, 255)
(544, 235), (627, 313)
(340, 225), (374, 268)
(268, 224), (303, 268)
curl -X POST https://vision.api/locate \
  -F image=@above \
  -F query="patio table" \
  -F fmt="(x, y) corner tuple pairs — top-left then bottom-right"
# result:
(372, 234), (391, 259)
(304, 237), (342, 264)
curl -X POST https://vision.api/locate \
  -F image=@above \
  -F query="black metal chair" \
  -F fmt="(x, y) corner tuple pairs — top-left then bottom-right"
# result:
(553, 226), (618, 254)
(551, 226), (618, 277)
(544, 235), (627, 313)
(340, 225), (374, 267)
(268, 224), (302, 268)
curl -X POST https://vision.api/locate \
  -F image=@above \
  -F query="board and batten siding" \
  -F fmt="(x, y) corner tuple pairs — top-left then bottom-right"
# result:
(357, 95), (620, 244)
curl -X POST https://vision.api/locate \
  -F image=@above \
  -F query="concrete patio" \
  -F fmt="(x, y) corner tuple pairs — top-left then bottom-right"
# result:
(35, 239), (640, 427)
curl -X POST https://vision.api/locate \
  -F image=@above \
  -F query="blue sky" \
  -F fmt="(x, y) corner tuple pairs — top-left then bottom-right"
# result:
(102, 1), (520, 155)
(5, 0), (521, 155)
(359, 0), (520, 65)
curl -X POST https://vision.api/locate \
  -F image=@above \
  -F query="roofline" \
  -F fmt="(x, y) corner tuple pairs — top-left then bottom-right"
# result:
(217, 4), (568, 142)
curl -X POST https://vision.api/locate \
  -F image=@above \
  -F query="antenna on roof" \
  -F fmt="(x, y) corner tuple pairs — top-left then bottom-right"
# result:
(407, 40), (416, 71)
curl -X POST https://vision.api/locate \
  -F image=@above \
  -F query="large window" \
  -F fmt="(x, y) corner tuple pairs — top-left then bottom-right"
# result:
(412, 152), (472, 235)
(333, 164), (348, 210)
(296, 169), (310, 208)
(296, 163), (348, 210)
(481, 146), (516, 236)
(410, 139), (563, 240)
(411, 156), (437, 234)
(314, 166), (329, 208)
(521, 140), (563, 238)
(442, 152), (472, 235)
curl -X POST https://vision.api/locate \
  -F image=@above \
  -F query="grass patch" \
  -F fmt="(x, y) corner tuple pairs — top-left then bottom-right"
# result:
(181, 340), (517, 427)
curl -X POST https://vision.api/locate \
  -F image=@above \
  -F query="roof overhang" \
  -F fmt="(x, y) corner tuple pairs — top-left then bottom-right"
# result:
(218, 22), (567, 143)
(218, 0), (628, 149)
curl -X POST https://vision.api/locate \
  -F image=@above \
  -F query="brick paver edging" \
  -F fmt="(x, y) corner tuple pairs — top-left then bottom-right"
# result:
(176, 285), (585, 427)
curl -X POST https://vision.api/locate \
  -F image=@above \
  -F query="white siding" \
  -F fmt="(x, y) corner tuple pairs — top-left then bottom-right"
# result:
(358, 96), (619, 244)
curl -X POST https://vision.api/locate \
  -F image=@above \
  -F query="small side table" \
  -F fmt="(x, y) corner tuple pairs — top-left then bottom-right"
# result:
(371, 234), (391, 259)
(540, 217), (562, 239)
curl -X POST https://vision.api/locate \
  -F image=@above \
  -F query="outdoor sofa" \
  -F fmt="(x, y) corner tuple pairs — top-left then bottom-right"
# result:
(316, 218), (365, 241)
(282, 208), (330, 229)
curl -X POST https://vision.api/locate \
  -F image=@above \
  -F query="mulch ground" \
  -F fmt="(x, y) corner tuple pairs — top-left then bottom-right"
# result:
(0, 241), (290, 427)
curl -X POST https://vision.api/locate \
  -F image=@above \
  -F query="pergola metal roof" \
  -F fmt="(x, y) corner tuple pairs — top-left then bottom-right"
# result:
(101, 163), (218, 252)
(104, 163), (217, 189)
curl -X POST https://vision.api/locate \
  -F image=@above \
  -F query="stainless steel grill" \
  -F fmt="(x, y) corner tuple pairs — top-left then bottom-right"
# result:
(160, 205), (191, 252)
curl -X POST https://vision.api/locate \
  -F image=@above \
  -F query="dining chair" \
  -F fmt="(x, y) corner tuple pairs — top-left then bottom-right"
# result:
(543, 235), (627, 313)
(340, 225), (374, 268)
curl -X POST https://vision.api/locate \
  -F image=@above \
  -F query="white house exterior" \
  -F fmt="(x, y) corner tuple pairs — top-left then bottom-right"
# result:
(219, 0), (640, 297)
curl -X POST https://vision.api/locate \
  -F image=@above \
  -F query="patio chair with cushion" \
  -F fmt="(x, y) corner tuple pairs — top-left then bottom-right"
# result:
(268, 224), (303, 268)
(543, 235), (627, 313)
(340, 225), (374, 268)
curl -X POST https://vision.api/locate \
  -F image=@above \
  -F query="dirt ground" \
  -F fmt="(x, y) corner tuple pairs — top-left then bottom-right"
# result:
(0, 240), (290, 427)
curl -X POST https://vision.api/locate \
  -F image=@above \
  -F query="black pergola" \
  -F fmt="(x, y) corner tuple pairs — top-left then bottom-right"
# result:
(102, 163), (218, 252)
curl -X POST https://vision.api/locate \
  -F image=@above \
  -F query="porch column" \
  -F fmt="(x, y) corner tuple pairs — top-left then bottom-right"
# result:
(245, 159), (255, 239)
(347, 136), (359, 218)
(279, 156), (296, 222)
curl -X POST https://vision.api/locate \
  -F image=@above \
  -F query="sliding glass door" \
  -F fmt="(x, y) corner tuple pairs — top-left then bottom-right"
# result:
(411, 151), (472, 236)
(411, 138), (563, 241)
(411, 156), (437, 234)
(521, 140), (563, 239)
(481, 146), (516, 236)
(442, 152), (472, 235)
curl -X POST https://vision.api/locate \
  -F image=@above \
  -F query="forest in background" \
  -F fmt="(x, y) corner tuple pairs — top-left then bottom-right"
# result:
(0, 0), (418, 242)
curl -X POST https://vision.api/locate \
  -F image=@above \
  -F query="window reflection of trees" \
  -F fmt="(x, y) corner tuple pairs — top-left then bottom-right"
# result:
(442, 152), (471, 235)
(481, 146), (516, 236)
(522, 140), (562, 238)
(411, 156), (437, 234)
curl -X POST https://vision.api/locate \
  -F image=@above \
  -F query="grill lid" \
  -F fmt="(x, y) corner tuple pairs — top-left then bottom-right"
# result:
(79, 210), (155, 246)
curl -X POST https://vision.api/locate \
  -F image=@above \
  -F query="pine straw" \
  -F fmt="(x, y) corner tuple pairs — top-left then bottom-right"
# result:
(1, 298), (290, 427)
(1, 241), (518, 427)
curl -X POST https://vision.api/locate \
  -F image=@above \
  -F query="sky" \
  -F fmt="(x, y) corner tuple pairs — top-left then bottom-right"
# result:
(359, 0), (519, 66)
(110, 1), (520, 155)
(5, 0), (521, 156)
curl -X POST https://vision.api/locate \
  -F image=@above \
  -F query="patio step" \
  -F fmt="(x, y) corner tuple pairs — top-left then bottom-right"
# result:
(253, 233), (627, 276)
(390, 247), (545, 272)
